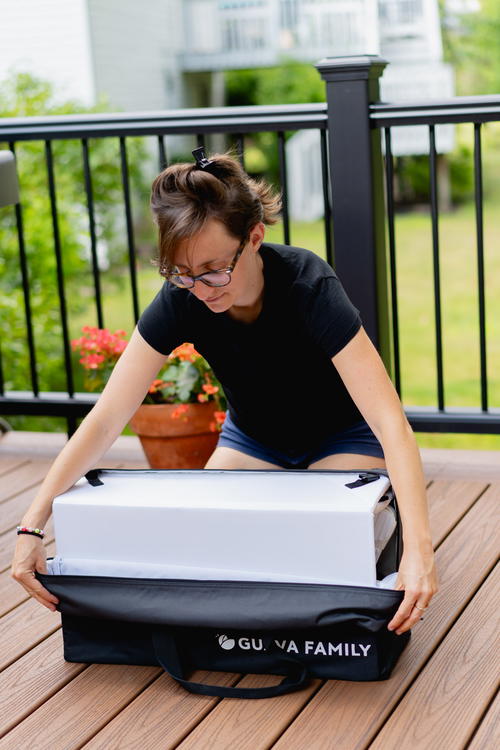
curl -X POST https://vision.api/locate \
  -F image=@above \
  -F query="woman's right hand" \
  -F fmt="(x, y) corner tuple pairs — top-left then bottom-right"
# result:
(11, 536), (59, 612)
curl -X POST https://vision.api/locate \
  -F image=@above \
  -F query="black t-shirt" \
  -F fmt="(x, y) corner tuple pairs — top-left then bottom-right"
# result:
(137, 242), (363, 456)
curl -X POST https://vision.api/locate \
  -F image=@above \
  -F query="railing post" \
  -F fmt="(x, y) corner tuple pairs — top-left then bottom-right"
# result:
(315, 55), (393, 374)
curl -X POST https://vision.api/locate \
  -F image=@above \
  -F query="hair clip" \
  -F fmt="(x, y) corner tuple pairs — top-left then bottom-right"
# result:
(192, 146), (219, 176)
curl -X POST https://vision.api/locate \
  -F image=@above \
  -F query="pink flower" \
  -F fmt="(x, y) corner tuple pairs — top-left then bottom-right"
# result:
(80, 353), (105, 370)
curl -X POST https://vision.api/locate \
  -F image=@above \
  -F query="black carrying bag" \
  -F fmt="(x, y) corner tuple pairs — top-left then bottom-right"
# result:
(38, 469), (411, 700)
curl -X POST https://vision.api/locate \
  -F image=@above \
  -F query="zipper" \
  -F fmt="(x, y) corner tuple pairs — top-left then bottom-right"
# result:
(85, 467), (389, 487)
(37, 570), (401, 597)
(344, 472), (383, 489)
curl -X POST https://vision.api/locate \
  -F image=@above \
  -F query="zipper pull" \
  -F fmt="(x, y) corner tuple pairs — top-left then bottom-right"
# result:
(345, 472), (381, 489)
(85, 469), (103, 487)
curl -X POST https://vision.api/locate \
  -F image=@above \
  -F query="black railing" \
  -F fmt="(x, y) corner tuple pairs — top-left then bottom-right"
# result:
(371, 92), (500, 433)
(0, 103), (333, 434)
(1, 56), (499, 435)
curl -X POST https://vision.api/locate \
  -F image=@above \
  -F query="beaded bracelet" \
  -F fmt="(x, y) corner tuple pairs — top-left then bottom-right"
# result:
(16, 525), (45, 539)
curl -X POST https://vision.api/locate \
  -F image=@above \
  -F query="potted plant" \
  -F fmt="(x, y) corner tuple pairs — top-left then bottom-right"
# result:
(72, 327), (226, 469)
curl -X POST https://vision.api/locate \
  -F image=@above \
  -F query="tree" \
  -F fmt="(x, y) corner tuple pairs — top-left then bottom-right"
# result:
(440, 0), (500, 96)
(225, 58), (325, 181)
(0, 72), (150, 423)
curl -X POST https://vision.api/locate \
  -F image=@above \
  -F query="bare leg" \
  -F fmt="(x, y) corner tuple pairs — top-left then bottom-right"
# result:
(204, 446), (284, 470)
(308, 453), (386, 471)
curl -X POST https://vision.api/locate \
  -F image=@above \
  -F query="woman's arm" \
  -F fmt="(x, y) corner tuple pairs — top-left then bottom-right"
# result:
(331, 326), (438, 635)
(11, 327), (167, 608)
(20, 327), (167, 527)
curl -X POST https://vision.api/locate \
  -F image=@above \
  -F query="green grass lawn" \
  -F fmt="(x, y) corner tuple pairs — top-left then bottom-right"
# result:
(67, 203), (500, 450)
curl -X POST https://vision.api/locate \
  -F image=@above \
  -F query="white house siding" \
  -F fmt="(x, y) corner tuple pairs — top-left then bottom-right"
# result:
(378, 0), (443, 62)
(86, 0), (184, 112)
(380, 62), (455, 156)
(0, 0), (94, 106)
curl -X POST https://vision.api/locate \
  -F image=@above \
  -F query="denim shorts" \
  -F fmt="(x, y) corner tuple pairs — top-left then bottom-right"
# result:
(217, 411), (385, 470)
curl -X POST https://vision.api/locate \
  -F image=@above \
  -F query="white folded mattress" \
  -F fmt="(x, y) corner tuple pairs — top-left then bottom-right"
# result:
(52, 469), (398, 588)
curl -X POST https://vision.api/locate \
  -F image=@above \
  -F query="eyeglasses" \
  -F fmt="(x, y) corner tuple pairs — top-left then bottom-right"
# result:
(162, 237), (247, 289)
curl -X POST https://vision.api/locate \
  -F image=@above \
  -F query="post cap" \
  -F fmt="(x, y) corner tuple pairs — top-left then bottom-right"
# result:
(0, 151), (19, 207)
(315, 55), (388, 82)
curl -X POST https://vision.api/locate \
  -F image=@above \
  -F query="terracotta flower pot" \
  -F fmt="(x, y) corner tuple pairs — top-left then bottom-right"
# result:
(128, 402), (220, 469)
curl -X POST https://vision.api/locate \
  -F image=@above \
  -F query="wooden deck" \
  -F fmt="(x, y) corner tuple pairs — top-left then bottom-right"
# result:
(0, 431), (498, 750)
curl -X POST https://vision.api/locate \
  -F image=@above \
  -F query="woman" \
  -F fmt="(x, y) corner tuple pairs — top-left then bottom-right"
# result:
(11, 148), (438, 636)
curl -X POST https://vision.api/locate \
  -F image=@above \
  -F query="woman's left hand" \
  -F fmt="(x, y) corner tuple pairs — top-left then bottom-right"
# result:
(387, 545), (439, 635)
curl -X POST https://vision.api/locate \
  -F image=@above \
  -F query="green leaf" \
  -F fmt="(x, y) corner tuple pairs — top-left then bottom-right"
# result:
(176, 361), (200, 402)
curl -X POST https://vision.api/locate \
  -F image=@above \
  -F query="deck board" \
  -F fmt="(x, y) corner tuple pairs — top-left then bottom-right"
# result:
(425, 479), (486, 546)
(266, 484), (500, 750)
(81, 672), (246, 750)
(0, 456), (29, 475)
(369, 565), (499, 750)
(0, 632), (86, 737)
(370, 568), (500, 750)
(0, 597), (61, 672)
(175, 675), (323, 750)
(467, 690), (500, 750)
(1, 431), (499, 749)
(0, 664), (161, 750)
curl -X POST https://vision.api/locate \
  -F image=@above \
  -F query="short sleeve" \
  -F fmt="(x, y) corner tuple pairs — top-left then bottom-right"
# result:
(137, 284), (186, 355)
(303, 275), (362, 358)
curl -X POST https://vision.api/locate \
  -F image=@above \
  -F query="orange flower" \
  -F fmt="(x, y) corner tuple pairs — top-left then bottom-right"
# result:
(148, 378), (165, 394)
(210, 411), (226, 432)
(171, 404), (189, 419)
(75, 327), (226, 410)
(169, 343), (198, 362)
(202, 384), (219, 395)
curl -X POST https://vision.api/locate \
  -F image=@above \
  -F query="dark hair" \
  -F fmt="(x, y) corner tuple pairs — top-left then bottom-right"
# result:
(150, 149), (282, 272)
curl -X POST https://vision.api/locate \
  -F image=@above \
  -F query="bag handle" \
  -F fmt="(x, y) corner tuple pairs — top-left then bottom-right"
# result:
(152, 629), (310, 699)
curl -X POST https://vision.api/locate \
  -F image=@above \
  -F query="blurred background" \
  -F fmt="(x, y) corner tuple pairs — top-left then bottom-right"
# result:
(1, 0), (499, 450)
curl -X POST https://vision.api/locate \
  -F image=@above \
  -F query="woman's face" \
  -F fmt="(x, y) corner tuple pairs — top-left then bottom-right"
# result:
(172, 218), (265, 313)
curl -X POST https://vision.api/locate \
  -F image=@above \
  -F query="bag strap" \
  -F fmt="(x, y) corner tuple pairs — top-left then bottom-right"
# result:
(151, 629), (310, 699)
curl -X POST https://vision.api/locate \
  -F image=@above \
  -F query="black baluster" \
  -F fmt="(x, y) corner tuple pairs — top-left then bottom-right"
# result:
(10, 142), (39, 396)
(474, 123), (488, 412)
(429, 125), (444, 411)
(384, 128), (401, 397)
(320, 128), (334, 267)
(82, 138), (104, 328)
(277, 131), (290, 245)
(45, 140), (74, 396)
(158, 135), (167, 172)
(235, 134), (245, 169)
(119, 137), (140, 323)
